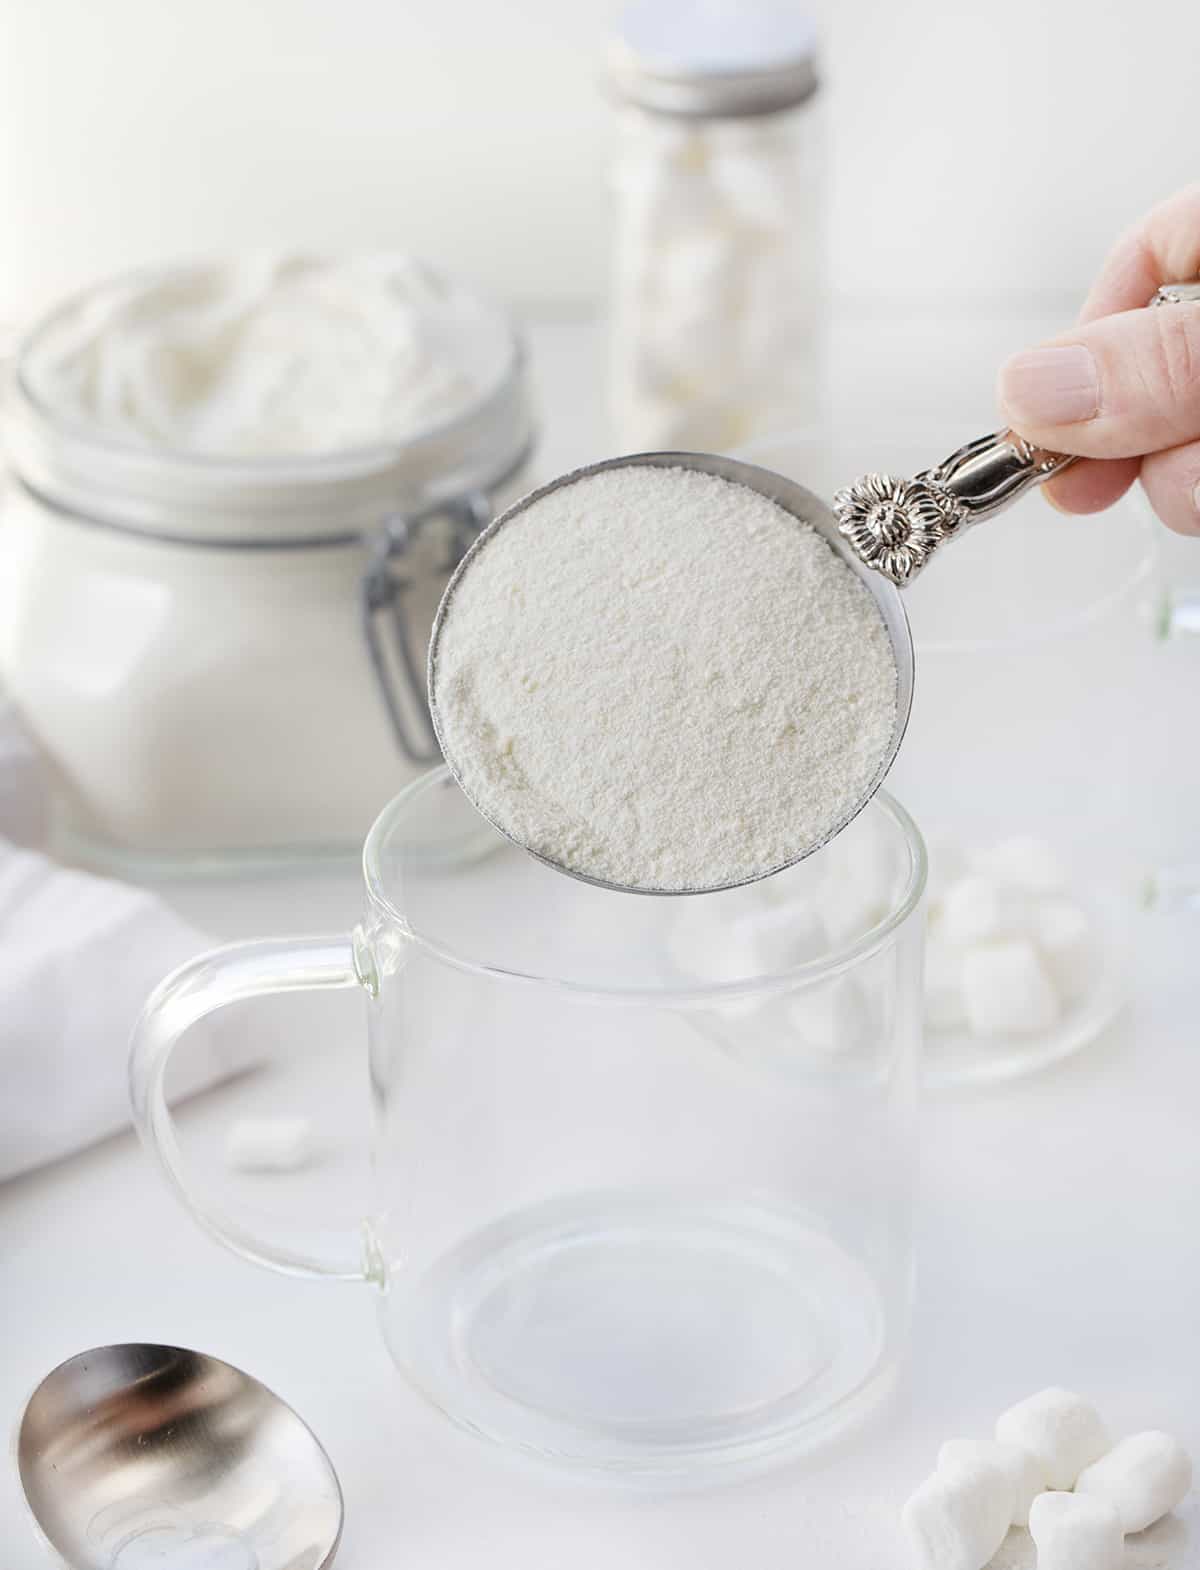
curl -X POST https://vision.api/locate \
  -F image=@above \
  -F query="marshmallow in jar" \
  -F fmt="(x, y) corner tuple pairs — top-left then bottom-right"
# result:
(606, 0), (824, 452)
(0, 256), (535, 871)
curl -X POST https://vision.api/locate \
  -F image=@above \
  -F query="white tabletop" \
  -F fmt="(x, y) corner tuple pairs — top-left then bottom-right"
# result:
(4, 310), (1200, 1568)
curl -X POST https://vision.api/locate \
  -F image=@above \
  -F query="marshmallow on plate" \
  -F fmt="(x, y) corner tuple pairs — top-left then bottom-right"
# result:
(901, 1450), (1012, 1570)
(1030, 899), (1094, 1004)
(1028, 1490), (1123, 1570)
(961, 941), (1059, 1038)
(729, 901), (827, 974)
(1075, 1429), (1192, 1534)
(994, 1387), (1110, 1489)
(923, 938), (968, 1032)
(970, 835), (1066, 895)
(939, 877), (1028, 946)
(937, 1438), (1042, 1528)
(786, 976), (869, 1057)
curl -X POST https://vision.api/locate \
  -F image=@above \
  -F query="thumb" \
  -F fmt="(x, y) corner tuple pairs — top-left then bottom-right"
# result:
(997, 301), (1200, 460)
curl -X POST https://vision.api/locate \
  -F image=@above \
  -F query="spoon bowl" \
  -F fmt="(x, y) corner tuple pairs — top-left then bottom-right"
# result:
(17, 1343), (342, 1570)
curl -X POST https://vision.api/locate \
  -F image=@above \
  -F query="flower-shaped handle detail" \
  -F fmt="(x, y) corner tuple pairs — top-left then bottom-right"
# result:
(834, 282), (1200, 587)
(833, 430), (1073, 587)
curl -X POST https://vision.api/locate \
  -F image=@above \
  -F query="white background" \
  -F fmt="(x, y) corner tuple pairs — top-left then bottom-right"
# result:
(1, 0), (1198, 320)
(4, 6), (1200, 1564)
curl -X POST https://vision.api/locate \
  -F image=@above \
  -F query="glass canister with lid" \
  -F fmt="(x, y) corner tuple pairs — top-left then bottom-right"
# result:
(0, 255), (536, 874)
(606, 0), (824, 452)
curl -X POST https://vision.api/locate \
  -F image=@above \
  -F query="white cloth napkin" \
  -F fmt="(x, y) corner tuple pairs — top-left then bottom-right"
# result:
(0, 703), (250, 1180)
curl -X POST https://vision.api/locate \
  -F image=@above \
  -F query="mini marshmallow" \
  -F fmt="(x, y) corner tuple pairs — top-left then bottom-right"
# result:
(224, 1116), (313, 1173)
(729, 901), (827, 975)
(925, 839), (970, 906)
(901, 1455), (1012, 1570)
(939, 877), (1028, 946)
(961, 941), (1059, 1038)
(994, 1388), (1110, 1490)
(1028, 1490), (1122, 1570)
(923, 938), (967, 1033)
(655, 231), (743, 306)
(937, 1438), (1043, 1527)
(818, 874), (886, 947)
(1031, 899), (1094, 1004)
(786, 976), (869, 1057)
(971, 835), (1066, 895)
(1075, 1429), (1193, 1533)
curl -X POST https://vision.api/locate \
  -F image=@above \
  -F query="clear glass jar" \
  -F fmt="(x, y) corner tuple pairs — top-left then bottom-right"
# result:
(131, 768), (927, 1476)
(607, 1), (824, 452)
(0, 262), (535, 875)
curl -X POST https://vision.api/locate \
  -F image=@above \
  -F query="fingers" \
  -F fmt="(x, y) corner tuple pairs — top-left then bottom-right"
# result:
(1079, 184), (1200, 323)
(997, 301), (1200, 459)
(1041, 456), (1140, 515)
(1019, 184), (1200, 528)
(1140, 439), (1200, 535)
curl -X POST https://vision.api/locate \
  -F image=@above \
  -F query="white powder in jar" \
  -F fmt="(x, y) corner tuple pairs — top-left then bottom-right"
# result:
(430, 464), (899, 892)
(22, 254), (510, 457)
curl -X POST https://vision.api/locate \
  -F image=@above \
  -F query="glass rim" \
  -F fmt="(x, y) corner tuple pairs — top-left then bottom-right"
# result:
(362, 766), (927, 1002)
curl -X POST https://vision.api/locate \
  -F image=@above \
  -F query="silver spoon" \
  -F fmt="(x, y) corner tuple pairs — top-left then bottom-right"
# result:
(17, 1344), (342, 1570)
(428, 282), (1199, 897)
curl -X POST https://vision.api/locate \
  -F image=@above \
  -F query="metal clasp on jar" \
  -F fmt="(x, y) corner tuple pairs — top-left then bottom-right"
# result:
(361, 491), (492, 765)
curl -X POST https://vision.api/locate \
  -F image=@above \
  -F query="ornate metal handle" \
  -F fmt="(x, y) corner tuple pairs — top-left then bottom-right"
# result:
(834, 281), (1200, 586)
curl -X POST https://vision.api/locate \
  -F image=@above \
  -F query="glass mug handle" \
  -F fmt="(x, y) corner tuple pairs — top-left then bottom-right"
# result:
(129, 934), (369, 1281)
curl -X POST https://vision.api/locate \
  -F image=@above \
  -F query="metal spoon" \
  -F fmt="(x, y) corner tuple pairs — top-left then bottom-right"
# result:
(427, 282), (1198, 897)
(17, 1344), (342, 1570)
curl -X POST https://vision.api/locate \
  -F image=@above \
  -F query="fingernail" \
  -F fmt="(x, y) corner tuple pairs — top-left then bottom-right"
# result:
(999, 345), (1099, 426)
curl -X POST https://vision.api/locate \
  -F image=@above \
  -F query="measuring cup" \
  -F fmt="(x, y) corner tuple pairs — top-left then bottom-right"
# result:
(428, 282), (1199, 898)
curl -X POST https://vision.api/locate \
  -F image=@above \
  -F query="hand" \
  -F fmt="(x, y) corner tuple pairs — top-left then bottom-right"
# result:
(996, 184), (1200, 533)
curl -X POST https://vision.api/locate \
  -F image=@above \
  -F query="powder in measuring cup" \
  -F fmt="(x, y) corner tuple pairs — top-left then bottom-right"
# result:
(431, 464), (898, 892)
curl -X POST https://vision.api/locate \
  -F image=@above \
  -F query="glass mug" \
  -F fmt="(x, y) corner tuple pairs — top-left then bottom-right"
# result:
(131, 769), (926, 1475)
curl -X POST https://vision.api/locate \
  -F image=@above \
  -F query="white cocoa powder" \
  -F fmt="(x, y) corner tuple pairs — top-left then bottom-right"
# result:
(431, 464), (898, 892)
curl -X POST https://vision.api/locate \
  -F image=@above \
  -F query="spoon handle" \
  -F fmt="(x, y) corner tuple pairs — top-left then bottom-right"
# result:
(833, 280), (1200, 587)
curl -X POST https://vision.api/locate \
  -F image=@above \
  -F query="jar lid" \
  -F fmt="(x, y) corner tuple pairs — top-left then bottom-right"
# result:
(5, 258), (535, 545)
(607, 0), (819, 118)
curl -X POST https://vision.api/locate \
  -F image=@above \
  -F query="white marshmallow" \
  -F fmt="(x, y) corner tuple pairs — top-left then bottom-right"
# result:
(729, 901), (827, 975)
(937, 1438), (1043, 1527)
(923, 937), (967, 1033)
(939, 877), (1029, 946)
(1075, 1429), (1192, 1533)
(925, 839), (970, 906)
(1030, 899), (1094, 1004)
(224, 1116), (313, 1173)
(815, 826), (892, 944)
(961, 941), (1059, 1038)
(994, 1388), (1110, 1489)
(655, 231), (742, 306)
(971, 835), (1066, 895)
(819, 883), (885, 946)
(901, 1456), (1012, 1570)
(1027, 1490), (1122, 1570)
(786, 977), (870, 1056)
(707, 145), (798, 226)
